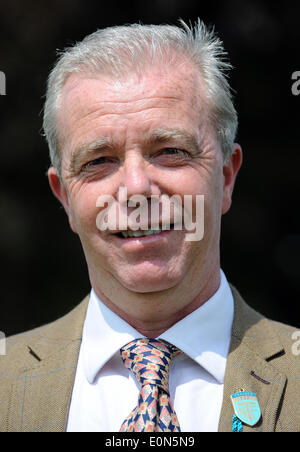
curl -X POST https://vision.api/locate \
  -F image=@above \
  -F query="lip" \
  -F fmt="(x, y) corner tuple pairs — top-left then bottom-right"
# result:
(109, 228), (177, 245)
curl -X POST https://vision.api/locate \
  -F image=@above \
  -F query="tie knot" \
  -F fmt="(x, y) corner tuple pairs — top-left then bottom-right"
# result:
(120, 338), (181, 393)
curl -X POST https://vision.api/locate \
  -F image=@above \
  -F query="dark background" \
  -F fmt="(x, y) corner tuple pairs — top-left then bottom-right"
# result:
(1, 0), (300, 336)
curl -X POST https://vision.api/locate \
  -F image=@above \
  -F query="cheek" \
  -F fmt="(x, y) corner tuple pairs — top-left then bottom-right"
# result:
(190, 166), (223, 237)
(68, 185), (101, 233)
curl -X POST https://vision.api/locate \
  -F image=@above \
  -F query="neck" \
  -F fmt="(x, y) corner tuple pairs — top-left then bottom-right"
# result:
(90, 265), (221, 337)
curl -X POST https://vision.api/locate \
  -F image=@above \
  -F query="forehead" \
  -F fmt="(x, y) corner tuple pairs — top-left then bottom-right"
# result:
(62, 62), (205, 106)
(57, 63), (210, 152)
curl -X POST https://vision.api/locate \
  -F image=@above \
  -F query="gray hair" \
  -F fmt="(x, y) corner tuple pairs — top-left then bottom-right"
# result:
(42, 19), (238, 176)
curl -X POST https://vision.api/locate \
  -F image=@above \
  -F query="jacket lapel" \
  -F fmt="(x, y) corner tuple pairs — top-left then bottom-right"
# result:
(218, 287), (287, 432)
(7, 297), (89, 432)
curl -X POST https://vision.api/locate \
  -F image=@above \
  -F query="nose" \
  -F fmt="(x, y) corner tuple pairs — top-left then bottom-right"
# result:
(122, 151), (153, 199)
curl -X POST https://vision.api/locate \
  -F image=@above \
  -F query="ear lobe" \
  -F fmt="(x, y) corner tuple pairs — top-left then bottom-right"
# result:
(47, 167), (78, 233)
(222, 144), (243, 215)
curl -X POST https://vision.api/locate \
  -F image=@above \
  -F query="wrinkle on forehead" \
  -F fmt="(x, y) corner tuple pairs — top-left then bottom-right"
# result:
(57, 62), (211, 161)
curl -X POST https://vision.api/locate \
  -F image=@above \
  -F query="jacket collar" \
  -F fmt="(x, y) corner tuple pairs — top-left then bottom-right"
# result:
(7, 296), (89, 432)
(218, 286), (287, 432)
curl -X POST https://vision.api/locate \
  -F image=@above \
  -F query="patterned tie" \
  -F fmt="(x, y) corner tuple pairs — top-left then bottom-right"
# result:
(119, 338), (182, 432)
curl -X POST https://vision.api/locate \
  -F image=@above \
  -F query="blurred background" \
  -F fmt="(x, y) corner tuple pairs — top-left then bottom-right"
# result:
(1, 0), (300, 336)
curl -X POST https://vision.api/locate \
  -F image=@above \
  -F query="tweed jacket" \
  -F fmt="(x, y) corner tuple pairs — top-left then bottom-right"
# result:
(0, 286), (299, 432)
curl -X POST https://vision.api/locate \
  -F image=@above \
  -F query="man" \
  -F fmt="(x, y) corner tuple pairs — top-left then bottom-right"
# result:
(0, 19), (299, 433)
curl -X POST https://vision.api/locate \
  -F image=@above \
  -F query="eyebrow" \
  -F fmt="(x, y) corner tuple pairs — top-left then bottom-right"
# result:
(70, 137), (113, 173)
(70, 128), (201, 173)
(144, 128), (202, 156)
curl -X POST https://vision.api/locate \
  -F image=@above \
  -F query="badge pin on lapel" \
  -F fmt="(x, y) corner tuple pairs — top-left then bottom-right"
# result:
(231, 389), (261, 431)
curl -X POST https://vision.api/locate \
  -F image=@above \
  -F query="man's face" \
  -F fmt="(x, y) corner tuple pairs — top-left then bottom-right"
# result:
(49, 63), (241, 297)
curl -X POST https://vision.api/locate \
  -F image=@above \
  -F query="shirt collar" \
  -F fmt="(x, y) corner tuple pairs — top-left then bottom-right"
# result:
(159, 270), (234, 383)
(82, 269), (233, 384)
(82, 290), (141, 384)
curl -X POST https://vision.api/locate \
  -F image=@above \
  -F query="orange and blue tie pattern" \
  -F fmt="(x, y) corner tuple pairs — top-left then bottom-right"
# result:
(119, 338), (182, 432)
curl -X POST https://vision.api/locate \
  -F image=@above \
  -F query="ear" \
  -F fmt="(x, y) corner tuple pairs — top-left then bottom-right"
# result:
(222, 143), (243, 214)
(48, 167), (78, 233)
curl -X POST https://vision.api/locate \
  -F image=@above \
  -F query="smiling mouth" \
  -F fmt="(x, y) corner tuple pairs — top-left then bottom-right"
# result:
(115, 225), (175, 239)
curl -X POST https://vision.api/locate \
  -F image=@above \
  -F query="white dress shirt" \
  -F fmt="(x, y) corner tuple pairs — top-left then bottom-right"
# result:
(67, 270), (234, 432)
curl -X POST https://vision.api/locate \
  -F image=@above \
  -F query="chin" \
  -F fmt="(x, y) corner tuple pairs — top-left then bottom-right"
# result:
(118, 274), (181, 294)
(111, 258), (188, 294)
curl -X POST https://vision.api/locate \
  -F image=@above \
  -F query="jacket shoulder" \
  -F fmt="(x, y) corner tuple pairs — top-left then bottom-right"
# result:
(266, 316), (300, 367)
(229, 284), (300, 385)
(0, 295), (89, 373)
(0, 296), (89, 432)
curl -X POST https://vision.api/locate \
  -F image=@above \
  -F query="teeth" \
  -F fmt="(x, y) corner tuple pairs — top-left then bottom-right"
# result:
(120, 229), (163, 238)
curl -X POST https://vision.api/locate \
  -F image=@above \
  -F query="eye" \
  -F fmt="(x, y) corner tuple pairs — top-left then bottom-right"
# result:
(82, 156), (114, 170)
(155, 148), (191, 160)
(162, 148), (187, 155)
